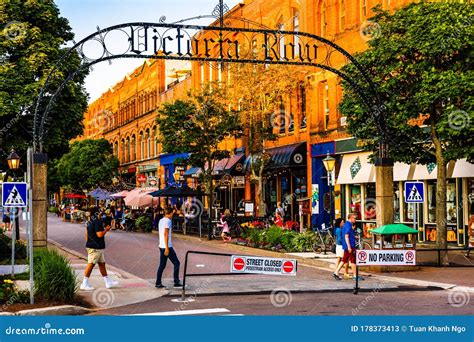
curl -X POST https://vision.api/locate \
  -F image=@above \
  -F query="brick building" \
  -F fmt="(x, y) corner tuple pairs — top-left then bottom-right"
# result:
(76, 0), (473, 245)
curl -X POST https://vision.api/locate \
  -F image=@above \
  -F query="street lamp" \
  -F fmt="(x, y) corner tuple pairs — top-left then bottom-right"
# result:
(7, 150), (20, 170)
(322, 151), (336, 250)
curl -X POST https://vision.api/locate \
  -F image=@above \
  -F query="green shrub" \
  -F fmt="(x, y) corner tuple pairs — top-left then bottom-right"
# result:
(0, 235), (27, 260)
(281, 230), (298, 251)
(135, 216), (153, 232)
(265, 225), (283, 246)
(0, 277), (29, 305)
(34, 249), (77, 303)
(291, 231), (315, 252)
(48, 206), (59, 213)
(248, 228), (263, 246)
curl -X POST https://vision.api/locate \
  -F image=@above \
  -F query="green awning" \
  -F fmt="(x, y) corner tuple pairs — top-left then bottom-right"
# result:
(371, 224), (418, 235)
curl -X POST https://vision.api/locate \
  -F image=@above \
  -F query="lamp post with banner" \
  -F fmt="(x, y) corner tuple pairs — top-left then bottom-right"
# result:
(322, 151), (336, 229)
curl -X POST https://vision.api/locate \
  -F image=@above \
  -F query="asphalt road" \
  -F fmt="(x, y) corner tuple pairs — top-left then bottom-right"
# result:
(46, 215), (473, 316)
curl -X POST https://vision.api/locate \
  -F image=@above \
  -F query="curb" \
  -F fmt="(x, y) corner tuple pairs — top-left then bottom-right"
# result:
(5, 305), (91, 316)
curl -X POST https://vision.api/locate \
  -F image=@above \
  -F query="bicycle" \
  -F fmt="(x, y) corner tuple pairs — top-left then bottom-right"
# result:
(312, 224), (335, 254)
(355, 228), (372, 250)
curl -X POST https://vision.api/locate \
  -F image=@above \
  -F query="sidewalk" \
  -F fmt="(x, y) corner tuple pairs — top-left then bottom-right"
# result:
(173, 233), (474, 291)
(48, 240), (168, 311)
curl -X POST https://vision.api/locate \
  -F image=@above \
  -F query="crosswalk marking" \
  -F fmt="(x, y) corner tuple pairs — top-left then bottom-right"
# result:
(128, 308), (231, 316)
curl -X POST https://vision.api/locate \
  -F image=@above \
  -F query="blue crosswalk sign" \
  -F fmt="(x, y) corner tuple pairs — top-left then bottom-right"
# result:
(2, 182), (28, 208)
(404, 182), (425, 203)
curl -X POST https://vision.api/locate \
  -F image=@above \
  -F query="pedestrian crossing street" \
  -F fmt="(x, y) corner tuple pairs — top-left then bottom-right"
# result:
(127, 308), (243, 316)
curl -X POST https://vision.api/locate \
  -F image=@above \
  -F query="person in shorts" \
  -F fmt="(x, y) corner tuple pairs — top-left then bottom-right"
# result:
(332, 218), (349, 280)
(80, 207), (119, 291)
(334, 213), (363, 281)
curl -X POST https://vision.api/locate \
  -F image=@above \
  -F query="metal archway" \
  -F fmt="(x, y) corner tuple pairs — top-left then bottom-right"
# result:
(33, 0), (387, 156)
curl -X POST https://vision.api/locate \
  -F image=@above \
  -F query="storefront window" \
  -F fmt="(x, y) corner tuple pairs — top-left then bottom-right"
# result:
(427, 180), (457, 224)
(468, 178), (474, 215)
(348, 184), (361, 219)
(364, 183), (376, 220)
(394, 183), (400, 222)
(281, 175), (291, 213)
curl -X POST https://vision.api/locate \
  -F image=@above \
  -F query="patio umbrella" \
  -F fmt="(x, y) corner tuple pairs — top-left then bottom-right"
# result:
(88, 187), (103, 197)
(110, 190), (129, 198)
(149, 185), (198, 198)
(124, 188), (158, 207)
(371, 224), (418, 235)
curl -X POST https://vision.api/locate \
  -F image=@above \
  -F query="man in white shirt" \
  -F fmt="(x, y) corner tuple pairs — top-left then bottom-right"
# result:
(155, 207), (182, 288)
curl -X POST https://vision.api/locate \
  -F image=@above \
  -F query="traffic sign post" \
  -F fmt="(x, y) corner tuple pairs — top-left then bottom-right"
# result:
(404, 182), (425, 239)
(2, 182), (28, 278)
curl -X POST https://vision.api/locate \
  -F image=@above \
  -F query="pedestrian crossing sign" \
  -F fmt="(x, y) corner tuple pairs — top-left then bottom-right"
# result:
(2, 182), (28, 208)
(404, 182), (425, 203)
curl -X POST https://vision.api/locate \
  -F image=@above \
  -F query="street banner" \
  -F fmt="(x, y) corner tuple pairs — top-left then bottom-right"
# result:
(356, 249), (416, 266)
(231, 255), (297, 276)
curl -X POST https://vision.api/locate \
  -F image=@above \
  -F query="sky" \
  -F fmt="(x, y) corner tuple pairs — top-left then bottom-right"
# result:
(55, 0), (241, 103)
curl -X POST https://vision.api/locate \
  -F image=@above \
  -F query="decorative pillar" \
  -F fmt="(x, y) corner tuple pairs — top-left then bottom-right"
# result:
(375, 158), (394, 227)
(33, 153), (48, 248)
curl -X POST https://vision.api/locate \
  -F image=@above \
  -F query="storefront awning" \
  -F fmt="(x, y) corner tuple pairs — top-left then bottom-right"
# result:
(452, 159), (474, 178)
(266, 142), (306, 169)
(159, 153), (189, 166)
(184, 166), (202, 178)
(412, 162), (438, 180)
(393, 162), (414, 182)
(211, 153), (245, 175)
(337, 152), (375, 184)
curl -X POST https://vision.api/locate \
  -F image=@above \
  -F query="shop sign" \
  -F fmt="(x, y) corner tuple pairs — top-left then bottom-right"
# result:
(235, 163), (243, 172)
(231, 255), (297, 276)
(137, 174), (147, 183)
(148, 177), (157, 186)
(234, 176), (245, 187)
(356, 250), (416, 266)
(311, 184), (319, 214)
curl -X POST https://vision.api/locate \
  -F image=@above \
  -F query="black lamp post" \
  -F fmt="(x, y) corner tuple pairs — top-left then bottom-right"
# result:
(6, 150), (21, 241)
(322, 151), (336, 231)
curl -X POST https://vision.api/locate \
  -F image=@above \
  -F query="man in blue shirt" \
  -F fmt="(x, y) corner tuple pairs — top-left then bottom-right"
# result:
(334, 213), (362, 281)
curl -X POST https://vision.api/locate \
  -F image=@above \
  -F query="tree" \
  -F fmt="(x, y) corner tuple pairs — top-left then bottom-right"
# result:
(0, 0), (89, 163)
(224, 63), (305, 216)
(339, 2), (473, 259)
(156, 88), (242, 237)
(56, 139), (119, 190)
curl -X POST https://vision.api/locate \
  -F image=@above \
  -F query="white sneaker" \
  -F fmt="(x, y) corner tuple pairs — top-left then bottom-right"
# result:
(80, 283), (95, 291)
(105, 279), (119, 289)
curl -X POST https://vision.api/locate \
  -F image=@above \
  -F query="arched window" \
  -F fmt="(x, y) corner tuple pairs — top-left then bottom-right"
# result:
(279, 97), (286, 135)
(153, 126), (159, 156)
(321, 1), (327, 36)
(146, 128), (151, 159)
(293, 11), (299, 56)
(340, 0), (346, 31)
(126, 137), (131, 163)
(140, 132), (144, 160)
(120, 139), (125, 163)
(132, 134), (136, 161)
(299, 83), (307, 129)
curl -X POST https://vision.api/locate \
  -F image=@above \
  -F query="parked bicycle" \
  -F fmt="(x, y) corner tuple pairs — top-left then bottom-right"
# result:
(355, 228), (372, 250)
(312, 224), (335, 254)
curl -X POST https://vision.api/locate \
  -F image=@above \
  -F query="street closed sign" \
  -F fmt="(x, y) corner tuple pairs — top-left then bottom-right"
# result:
(356, 250), (416, 266)
(231, 255), (297, 276)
